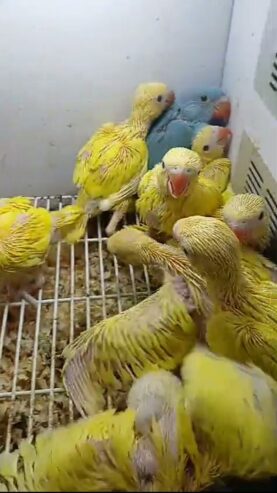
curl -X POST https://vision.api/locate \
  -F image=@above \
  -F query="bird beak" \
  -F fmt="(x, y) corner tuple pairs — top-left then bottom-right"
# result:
(217, 127), (232, 151)
(212, 97), (231, 124)
(228, 223), (249, 243)
(165, 90), (175, 108)
(168, 172), (190, 198)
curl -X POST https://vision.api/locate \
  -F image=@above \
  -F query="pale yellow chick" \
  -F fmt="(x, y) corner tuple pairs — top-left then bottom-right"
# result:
(74, 82), (175, 236)
(136, 147), (222, 237)
(222, 193), (277, 282)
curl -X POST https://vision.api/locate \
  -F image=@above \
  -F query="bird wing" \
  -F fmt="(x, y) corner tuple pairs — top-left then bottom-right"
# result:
(63, 284), (196, 416)
(199, 158), (231, 193)
(241, 247), (277, 283)
(183, 179), (223, 217)
(0, 410), (137, 492)
(74, 123), (148, 200)
(73, 122), (116, 186)
(207, 309), (277, 382)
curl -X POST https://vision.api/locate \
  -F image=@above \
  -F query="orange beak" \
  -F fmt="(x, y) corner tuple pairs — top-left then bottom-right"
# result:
(217, 127), (232, 151)
(231, 226), (249, 243)
(165, 90), (175, 108)
(168, 173), (190, 198)
(213, 100), (231, 124)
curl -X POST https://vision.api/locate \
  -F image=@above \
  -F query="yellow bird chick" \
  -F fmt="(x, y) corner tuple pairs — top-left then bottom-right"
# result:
(173, 215), (277, 381)
(136, 147), (222, 237)
(181, 346), (277, 479)
(63, 226), (209, 416)
(0, 407), (190, 492)
(192, 125), (233, 201)
(74, 82), (175, 236)
(0, 207), (53, 305)
(62, 274), (198, 417)
(222, 193), (277, 282)
(192, 125), (232, 166)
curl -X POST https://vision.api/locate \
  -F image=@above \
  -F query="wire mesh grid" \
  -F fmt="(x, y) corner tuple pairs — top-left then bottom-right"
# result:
(0, 195), (153, 452)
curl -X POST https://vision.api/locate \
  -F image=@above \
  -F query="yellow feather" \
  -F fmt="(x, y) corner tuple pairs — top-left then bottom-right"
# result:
(0, 196), (33, 214)
(63, 276), (197, 416)
(136, 148), (222, 237)
(0, 208), (52, 274)
(51, 205), (89, 243)
(73, 83), (175, 225)
(181, 346), (277, 478)
(199, 158), (231, 194)
(221, 193), (276, 283)
(173, 216), (277, 381)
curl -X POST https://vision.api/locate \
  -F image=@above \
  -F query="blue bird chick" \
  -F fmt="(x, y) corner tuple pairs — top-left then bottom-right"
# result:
(146, 87), (231, 169)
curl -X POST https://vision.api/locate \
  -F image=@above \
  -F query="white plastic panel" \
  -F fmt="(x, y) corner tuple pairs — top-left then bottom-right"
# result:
(233, 131), (277, 235)
(255, 0), (277, 119)
(0, 0), (233, 196)
(223, 0), (277, 182)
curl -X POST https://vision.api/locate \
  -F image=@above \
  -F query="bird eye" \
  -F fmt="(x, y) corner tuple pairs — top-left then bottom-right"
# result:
(161, 161), (165, 169)
(203, 145), (210, 151)
(157, 95), (163, 102)
(182, 247), (189, 255)
(258, 211), (264, 220)
(201, 95), (208, 102)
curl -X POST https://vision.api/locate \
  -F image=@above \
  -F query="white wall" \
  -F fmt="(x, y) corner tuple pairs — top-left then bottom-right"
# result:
(0, 0), (233, 196)
(223, 0), (277, 181)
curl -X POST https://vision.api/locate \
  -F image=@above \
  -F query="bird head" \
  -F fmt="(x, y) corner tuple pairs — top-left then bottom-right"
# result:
(179, 87), (231, 125)
(192, 125), (232, 164)
(222, 193), (270, 250)
(158, 147), (202, 198)
(133, 82), (175, 121)
(173, 215), (241, 282)
(209, 94), (231, 126)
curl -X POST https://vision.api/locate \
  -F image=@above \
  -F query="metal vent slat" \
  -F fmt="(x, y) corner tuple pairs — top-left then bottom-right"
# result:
(233, 131), (277, 235)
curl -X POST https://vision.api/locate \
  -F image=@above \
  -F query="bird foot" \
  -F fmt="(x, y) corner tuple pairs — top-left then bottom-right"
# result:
(105, 211), (125, 237)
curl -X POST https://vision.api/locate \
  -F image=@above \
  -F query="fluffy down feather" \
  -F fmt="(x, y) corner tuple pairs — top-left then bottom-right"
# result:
(0, 408), (187, 492)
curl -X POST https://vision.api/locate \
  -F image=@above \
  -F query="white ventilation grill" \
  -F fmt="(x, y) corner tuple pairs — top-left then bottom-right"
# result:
(232, 131), (277, 237)
(255, 0), (277, 118)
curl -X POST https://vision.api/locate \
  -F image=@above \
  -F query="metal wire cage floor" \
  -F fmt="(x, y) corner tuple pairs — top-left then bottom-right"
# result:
(0, 195), (154, 452)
